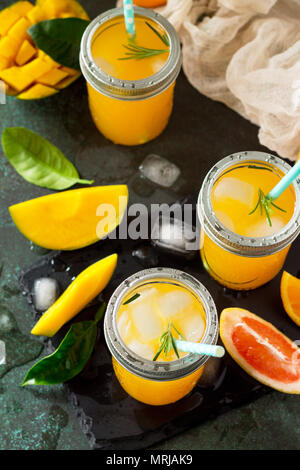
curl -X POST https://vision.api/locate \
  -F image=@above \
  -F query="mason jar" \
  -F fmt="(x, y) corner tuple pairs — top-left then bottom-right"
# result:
(104, 268), (218, 406)
(197, 151), (300, 290)
(80, 7), (181, 146)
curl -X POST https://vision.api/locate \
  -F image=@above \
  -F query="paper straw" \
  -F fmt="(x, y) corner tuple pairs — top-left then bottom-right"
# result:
(123, 0), (136, 38)
(175, 340), (225, 358)
(268, 158), (300, 201)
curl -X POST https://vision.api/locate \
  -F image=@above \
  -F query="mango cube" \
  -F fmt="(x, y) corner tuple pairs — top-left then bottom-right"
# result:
(0, 1), (33, 36)
(17, 83), (58, 100)
(16, 39), (36, 66)
(38, 68), (69, 86)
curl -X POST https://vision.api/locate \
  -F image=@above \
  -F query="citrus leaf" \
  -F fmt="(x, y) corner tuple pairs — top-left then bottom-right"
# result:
(1, 127), (93, 190)
(28, 18), (90, 70)
(22, 304), (106, 386)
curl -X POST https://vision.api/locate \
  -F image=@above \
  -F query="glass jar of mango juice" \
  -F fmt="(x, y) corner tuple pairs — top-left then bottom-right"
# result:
(104, 268), (218, 406)
(198, 151), (300, 290)
(80, 7), (181, 146)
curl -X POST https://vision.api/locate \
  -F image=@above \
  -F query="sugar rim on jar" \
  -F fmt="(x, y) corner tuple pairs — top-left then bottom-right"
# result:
(79, 7), (182, 101)
(197, 151), (300, 258)
(104, 268), (218, 381)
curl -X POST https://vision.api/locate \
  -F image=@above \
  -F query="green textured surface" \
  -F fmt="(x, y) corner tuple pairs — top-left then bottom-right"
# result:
(0, 0), (299, 451)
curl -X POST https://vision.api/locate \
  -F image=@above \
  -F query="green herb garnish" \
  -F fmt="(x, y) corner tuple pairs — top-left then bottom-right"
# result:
(119, 21), (169, 61)
(123, 293), (140, 305)
(249, 188), (286, 227)
(22, 304), (106, 386)
(153, 322), (184, 361)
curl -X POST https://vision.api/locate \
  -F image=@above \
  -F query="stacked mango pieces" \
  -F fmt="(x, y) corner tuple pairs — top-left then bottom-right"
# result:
(0, 0), (89, 99)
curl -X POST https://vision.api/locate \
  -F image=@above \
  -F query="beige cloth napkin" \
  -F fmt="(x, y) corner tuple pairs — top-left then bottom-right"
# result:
(117, 1), (300, 160)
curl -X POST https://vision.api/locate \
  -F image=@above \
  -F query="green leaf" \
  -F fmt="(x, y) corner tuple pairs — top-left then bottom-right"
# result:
(28, 18), (90, 70)
(1, 127), (93, 190)
(22, 304), (106, 386)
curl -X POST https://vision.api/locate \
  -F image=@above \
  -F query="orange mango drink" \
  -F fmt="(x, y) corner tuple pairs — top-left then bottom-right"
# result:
(80, 7), (181, 146)
(198, 152), (300, 290)
(104, 268), (218, 406)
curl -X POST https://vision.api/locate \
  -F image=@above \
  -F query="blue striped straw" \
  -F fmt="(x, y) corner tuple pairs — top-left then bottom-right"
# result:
(268, 158), (300, 201)
(123, 0), (136, 38)
(175, 340), (225, 358)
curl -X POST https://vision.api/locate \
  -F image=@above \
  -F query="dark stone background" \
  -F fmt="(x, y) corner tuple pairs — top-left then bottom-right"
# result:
(0, 0), (299, 450)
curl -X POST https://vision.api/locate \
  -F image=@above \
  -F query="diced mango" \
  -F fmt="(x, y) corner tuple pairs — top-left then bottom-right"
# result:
(7, 17), (31, 46)
(17, 83), (58, 100)
(59, 66), (78, 77)
(21, 57), (53, 80)
(15, 39), (36, 66)
(0, 1), (33, 36)
(37, 0), (89, 20)
(26, 5), (47, 24)
(0, 55), (11, 72)
(59, 12), (74, 18)
(42, 52), (60, 68)
(0, 36), (20, 60)
(37, 67), (68, 86)
(55, 72), (80, 89)
(0, 66), (33, 92)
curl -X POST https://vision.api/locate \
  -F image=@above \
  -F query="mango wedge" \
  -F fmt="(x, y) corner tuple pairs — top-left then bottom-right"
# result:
(31, 254), (118, 337)
(9, 185), (128, 250)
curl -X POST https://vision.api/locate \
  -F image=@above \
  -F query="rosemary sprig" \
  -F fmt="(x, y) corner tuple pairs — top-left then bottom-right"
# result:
(119, 21), (169, 61)
(123, 293), (140, 305)
(153, 322), (185, 361)
(249, 188), (286, 227)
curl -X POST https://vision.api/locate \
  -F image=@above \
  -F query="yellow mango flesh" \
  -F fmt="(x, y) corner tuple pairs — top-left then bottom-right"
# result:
(0, 2), (33, 35)
(9, 185), (129, 250)
(15, 39), (36, 65)
(31, 254), (118, 336)
(17, 83), (58, 99)
(0, 0), (89, 99)
(37, 67), (69, 86)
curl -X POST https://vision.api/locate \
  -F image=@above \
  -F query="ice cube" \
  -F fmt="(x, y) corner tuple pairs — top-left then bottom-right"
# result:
(126, 339), (155, 361)
(151, 215), (197, 255)
(139, 154), (181, 188)
(158, 290), (192, 318)
(213, 177), (255, 205)
(214, 209), (236, 232)
(117, 310), (132, 341)
(245, 216), (286, 237)
(177, 308), (206, 342)
(33, 278), (58, 311)
(131, 301), (162, 341)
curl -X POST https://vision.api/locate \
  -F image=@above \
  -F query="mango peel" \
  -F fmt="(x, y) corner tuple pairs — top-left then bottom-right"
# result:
(31, 253), (118, 337)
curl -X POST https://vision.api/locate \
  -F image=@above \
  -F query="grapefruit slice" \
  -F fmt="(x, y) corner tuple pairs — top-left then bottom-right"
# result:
(220, 308), (300, 394)
(9, 185), (128, 250)
(281, 271), (300, 326)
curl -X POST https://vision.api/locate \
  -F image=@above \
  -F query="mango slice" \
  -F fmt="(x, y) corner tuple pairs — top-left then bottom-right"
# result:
(9, 185), (129, 250)
(31, 254), (118, 336)
(0, 0), (89, 99)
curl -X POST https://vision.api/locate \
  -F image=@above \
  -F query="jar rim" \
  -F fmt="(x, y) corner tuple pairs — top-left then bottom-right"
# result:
(197, 151), (300, 257)
(104, 268), (218, 382)
(79, 6), (182, 101)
